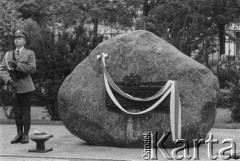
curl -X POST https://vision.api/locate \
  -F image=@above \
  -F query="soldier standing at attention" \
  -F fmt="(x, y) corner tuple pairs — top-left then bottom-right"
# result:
(0, 30), (36, 144)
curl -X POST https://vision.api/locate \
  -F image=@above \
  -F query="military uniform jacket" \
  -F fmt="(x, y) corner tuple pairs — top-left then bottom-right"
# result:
(0, 48), (36, 93)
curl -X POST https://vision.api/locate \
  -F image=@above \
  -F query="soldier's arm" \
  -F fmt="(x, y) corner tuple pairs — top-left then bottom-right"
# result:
(0, 54), (12, 84)
(15, 51), (36, 74)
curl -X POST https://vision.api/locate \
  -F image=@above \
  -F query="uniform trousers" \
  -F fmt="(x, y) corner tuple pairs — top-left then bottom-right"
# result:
(12, 92), (32, 134)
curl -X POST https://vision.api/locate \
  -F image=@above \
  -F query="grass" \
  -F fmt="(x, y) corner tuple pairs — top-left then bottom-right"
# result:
(0, 106), (62, 125)
(0, 119), (62, 125)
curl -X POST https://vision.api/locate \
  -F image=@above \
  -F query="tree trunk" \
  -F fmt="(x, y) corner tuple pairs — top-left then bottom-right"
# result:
(143, 0), (150, 16)
(218, 23), (225, 56)
(236, 0), (240, 7)
(92, 17), (98, 38)
(204, 52), (209, 67)
(91, 17), (98, 47)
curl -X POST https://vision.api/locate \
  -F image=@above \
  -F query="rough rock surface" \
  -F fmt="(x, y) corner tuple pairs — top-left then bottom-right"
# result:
(58, 30), (219, 147)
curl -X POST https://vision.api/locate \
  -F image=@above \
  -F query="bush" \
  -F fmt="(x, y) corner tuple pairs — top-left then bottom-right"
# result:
(24, 22), (104, 120)
(217, 89), (232, 109)
(231, 104), (240, 122)
(222, 67), (240, 122)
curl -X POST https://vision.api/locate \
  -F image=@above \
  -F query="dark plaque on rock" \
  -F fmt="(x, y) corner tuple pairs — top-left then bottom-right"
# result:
(106, 73), (170, 113)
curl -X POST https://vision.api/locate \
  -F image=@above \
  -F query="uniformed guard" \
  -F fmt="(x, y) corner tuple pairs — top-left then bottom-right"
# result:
(0, 29), (36, 144)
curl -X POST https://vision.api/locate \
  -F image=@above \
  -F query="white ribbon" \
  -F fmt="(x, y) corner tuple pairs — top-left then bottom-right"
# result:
(97, 52), (181, 141)
(99, 53), (171, 101)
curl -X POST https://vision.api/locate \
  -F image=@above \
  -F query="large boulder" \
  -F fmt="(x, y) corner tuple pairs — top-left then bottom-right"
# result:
(58, 30), (219, 148)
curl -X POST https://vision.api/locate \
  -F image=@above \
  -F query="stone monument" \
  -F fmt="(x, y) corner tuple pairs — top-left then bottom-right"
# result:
(58, 30), (219, 147)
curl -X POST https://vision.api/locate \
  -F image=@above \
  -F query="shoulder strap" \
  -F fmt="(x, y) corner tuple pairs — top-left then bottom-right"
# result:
(13, 50), (16, 61)
(5, 52), (11, 70)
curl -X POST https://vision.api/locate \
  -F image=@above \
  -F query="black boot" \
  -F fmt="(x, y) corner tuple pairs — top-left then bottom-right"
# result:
(22, 126), (29, 144)
(21, 134), (29, 144)
(11, 127), (23, 144)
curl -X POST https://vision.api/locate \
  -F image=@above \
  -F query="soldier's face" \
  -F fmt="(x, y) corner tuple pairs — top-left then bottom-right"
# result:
(14, 37), (26, 47)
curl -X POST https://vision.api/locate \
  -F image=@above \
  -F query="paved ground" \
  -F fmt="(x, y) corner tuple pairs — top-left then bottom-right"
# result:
(0, 107), (240, 160)
(0, 124), (240, 161)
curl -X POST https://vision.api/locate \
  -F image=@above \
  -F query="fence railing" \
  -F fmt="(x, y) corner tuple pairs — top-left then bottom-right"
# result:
(207, 29), (240, 75)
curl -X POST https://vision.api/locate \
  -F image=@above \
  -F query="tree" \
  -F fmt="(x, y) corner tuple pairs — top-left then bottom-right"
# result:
(17, 0), (52, 27)
(211, 0), (240, 56)
(0, 0), (21, 52)
(50, 0), (141, 40)
(142, 0), (240, 66)
(14, 0), (143, 41)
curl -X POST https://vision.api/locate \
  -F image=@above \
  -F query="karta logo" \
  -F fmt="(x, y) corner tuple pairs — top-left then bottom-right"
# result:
(142, 132), (239, 160)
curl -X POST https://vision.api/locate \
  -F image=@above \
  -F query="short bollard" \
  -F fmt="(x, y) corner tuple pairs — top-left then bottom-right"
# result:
(28, 132), (53, 153)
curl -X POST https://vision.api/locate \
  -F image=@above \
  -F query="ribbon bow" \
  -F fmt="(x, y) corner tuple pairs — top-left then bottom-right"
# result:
(97, 52), (108, 60)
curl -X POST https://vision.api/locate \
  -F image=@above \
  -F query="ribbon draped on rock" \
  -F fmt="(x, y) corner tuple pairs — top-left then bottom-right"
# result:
(97, 53), (181, 141)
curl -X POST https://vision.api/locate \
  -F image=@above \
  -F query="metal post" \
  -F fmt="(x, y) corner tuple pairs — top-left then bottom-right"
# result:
(234, 27), (237, 64)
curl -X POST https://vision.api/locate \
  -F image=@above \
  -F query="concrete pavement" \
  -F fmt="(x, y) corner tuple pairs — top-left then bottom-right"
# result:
(0, 124), (240, 161)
